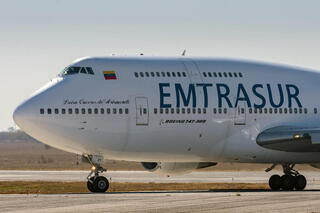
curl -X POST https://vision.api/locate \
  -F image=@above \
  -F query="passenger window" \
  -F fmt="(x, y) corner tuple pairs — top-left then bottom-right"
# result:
(134, 72), (138, 78)
(203, 108), (206, 114)
(156, 72), (160, 77)
(119, 108), (123, 114)
(239, 72), (243, 78)
(294, 108), (298, 114)
(177, 72), (181, 77)
(213, 72), (217, 77)
(241, 108), (244, 114)
(233, 73), (238, 77)
(100, 108), (104, 114)
(279, 108), (283, 114)
(171, 108), (174, 114)
(125, 108), (129, 114)
(151, 72), (155, 77)
(203, 72), (207, 77)
(274, 108), (278, 114)
(228, 72), (232, 77)
(172, 72), (176, 77)
(284, 108), (288, 114)
(223, 72), (227, 77)
(75, 108), (79, 114)
(86, 67), (94, 75)
(289, 108), (293, 114)
(160, 108), (163, 114)
(192, 108), (196, 114)
(198, 108), (202, 114)
(314, 108), (318, 114)
(40, 108), (44, 114)
(55, 108), (59, 114)
(106, 108), (110, 114)
(269, 108), (272, 114)
(176, 108), (180, 114)
(218, 72), (222, 77)
(224, 108), (227, 114)
(161, 72), (165, 77)
(264, 108), (268, 114)
(304, 108), (308, 114)
(82, 108), (86, 114)
(47, 108), (52, 114)
(80, 67), (87, 74)
(143, 108), (147, 114)
(208, 72), (212, 77)
(68, 108), (72, 114)
(145, 72), (149, 77)
(94, 108), (98, 114)
(154, 108), (157, 114)
(182, 72), (187, 77)
(62, 109), (66, 114)
(182, 108), (185, 114)
(167, 72), (171, 77)
(254, 108), (257, 114)
(187, 108), (191, 114)
(113, 108), (117, 114)
(213, 108), (217, 114)
(299, 108), (303, 114)
(259, 108), (262, 114)
(140, 72), (144, 77)
(219, 108), (222, 114)
(165, 108), (169, 114)
(249, 108), (252, 114)
(88, 108), (92, 114)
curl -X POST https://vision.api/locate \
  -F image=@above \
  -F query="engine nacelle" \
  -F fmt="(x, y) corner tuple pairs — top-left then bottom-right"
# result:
(141, 162), (217, 175)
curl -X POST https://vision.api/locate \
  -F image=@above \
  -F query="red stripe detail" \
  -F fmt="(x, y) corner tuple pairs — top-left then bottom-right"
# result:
(105, 76), (117, 80)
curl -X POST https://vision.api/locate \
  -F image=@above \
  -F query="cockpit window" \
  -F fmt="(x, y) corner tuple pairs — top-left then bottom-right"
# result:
(60, 66), (95, 76)
(80, 67), (87, 74)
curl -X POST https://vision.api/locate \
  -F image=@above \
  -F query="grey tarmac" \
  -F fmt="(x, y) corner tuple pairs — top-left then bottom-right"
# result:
(1, 171), (320, 212)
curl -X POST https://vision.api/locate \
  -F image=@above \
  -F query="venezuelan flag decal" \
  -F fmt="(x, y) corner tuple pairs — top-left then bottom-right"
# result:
(103, 71), (117, 80)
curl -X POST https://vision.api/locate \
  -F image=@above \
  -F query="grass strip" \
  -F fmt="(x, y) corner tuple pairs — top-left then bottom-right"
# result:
(0, 181), (269, 194)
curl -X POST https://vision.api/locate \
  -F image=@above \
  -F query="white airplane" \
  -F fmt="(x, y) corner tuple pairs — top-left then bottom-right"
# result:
(13, 56), (320, 192)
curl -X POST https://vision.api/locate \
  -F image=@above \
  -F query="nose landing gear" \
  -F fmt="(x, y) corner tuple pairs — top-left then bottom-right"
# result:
(84, 155), (109, 193)
(267, 164), (307, 191)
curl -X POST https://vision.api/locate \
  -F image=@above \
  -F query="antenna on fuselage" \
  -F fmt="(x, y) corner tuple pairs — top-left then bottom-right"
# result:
(181, 49), (186, 56)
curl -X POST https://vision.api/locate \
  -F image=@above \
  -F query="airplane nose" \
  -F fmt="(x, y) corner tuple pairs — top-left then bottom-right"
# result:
(13, 102), (28, 129)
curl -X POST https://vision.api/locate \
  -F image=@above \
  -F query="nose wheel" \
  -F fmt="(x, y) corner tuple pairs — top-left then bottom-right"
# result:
(267, 164), (307, 191)
(87, 175), (109, 193)
(84, 155), (109, 193)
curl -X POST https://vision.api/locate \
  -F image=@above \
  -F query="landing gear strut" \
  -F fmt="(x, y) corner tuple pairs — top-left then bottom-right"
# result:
(84, 155), (109, 193)
(267, 164), (306, 191)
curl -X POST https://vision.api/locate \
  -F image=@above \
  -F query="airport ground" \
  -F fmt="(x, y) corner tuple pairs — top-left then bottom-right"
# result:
(1, 135), (320, 212)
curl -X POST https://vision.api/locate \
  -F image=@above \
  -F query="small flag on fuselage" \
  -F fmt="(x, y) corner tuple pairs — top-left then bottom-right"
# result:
(103, 71), (117, 80)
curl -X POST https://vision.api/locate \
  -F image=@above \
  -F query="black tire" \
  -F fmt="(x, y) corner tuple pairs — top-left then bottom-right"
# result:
(93, 176), (109, 193)
(87, 177), (96, 192)
(269, 174), (281, 190)
(295, 175), (307, 191)
(280, 174), (295, 191)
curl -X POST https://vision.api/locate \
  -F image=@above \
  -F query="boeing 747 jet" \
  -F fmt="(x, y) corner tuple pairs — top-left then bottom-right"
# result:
(13, 56), (320, 192)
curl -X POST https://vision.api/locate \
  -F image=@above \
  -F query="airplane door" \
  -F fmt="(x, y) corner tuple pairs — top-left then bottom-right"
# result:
(234, 102), (246, 125)
(135, 97), (149, 126)
(182, 60), (203, 83)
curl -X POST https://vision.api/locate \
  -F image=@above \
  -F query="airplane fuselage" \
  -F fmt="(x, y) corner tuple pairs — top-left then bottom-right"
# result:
(13, 56), (320, 164)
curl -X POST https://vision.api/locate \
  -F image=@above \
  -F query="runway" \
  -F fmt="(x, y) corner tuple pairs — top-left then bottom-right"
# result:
(1, 191), (320, 213)
(1, 170), (320, 188)
(1, 170), (320, 212)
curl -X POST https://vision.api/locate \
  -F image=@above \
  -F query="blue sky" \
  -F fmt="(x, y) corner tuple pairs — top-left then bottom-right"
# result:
(1, 0), (320, 130)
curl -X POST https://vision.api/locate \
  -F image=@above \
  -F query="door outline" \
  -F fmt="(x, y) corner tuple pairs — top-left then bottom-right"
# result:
(234, 102), (246, 125)
(135, 97), (149, 126)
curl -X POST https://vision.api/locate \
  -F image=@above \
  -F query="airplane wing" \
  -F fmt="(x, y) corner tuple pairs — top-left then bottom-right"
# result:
(257, 126), (320, 152)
